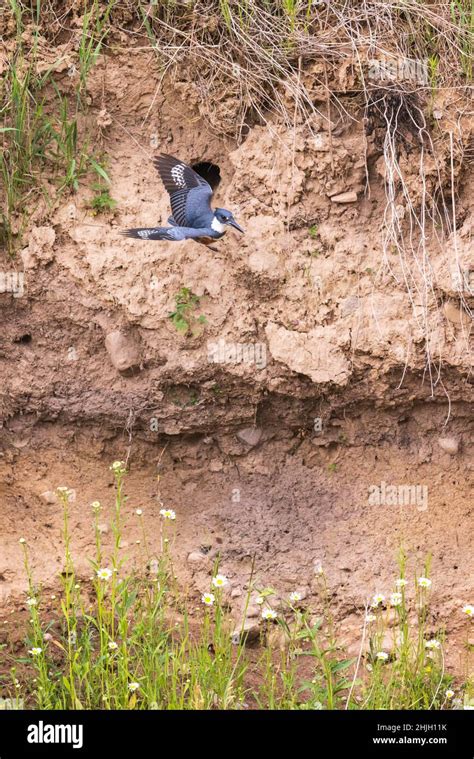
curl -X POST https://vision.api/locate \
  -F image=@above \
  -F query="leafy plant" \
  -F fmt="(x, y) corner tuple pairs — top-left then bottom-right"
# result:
(168, 287), (207, 336)
(88, 159), (116, 214)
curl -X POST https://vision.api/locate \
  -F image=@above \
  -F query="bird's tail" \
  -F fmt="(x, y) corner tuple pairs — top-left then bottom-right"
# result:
(120, 227), (174, 241)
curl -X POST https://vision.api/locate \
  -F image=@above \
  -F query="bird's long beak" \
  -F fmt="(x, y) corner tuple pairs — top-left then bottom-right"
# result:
(228, 219), (244, 233)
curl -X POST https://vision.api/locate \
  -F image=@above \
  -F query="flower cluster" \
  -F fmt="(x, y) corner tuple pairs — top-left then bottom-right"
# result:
(56, 486), (74, 501)
(110, 461), (126, 475)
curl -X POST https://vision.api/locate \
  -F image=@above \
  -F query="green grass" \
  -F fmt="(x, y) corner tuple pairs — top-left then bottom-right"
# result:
(0, 46), (51, 253)
(76, 0), (117, 106)
(0, 463), (473, 710)
(450, 0), (474, 79)
(0, 0), (116, 253)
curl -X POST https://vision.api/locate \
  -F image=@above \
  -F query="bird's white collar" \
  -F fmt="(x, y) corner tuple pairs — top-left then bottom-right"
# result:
(211, 217), (225, 233)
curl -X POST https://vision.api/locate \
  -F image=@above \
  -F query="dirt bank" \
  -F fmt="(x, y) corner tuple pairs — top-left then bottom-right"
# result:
(0, 12), (473, 674)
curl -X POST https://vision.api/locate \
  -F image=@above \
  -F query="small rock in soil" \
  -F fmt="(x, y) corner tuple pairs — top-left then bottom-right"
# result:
(187, 551), (207, 564)
(105, 330), (141, 373)
(209, 459), (224, 472)
(236, 427), (263, 447)
(330, 191), (358, 203)
(40, 491), (57, 504)
(438, 437), (460, 456)
(231, 619), (260, 646)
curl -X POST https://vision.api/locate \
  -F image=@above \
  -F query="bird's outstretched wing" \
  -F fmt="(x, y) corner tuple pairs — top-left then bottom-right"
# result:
(120, 226), (217, 243)
(154, 154), (213, 227)
(120, 226), (186, 241)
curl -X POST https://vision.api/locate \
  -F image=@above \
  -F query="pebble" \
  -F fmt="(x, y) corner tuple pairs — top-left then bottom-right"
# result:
(438, 437), (460, 456)
(236, 427), (262, 447)
(330, 191), (358, 203)
(443, 301), (470, 326)
(231, 619), (260, 646)
(209, 460), (223, 472)
(40, 491), (57, 504)
(245, 605), (260, 618)
(187, 551), (206, 564)
(105, 330), (141, 373)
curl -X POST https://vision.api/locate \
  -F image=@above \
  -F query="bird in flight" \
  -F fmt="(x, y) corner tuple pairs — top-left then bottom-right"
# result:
(121, 153), (244, 246)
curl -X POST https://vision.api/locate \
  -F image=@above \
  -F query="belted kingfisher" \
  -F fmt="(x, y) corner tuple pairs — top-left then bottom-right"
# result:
(121, 153), (244, 246)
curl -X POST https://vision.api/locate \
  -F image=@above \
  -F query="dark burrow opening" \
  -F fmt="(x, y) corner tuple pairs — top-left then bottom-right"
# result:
(191, 161), (221, 190)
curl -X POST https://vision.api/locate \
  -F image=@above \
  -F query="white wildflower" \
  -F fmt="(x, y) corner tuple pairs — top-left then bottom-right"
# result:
(96, 568), (113, 581)
(212, 574), (228, 589)
(418, 577), (432, 589)
(262, 608), (277, 621)
(159, 509), (176, 520)
(371, 593), (385, 608)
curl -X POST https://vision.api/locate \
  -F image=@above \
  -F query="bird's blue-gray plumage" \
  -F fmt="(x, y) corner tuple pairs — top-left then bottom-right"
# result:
(121, 153), (244, 245)
(122, 226), (220, 241)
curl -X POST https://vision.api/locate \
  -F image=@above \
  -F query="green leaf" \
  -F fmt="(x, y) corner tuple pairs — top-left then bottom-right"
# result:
(90, 158), (110, 184)
(331, 658), (355, 673)
(171, 314), (189, 333)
